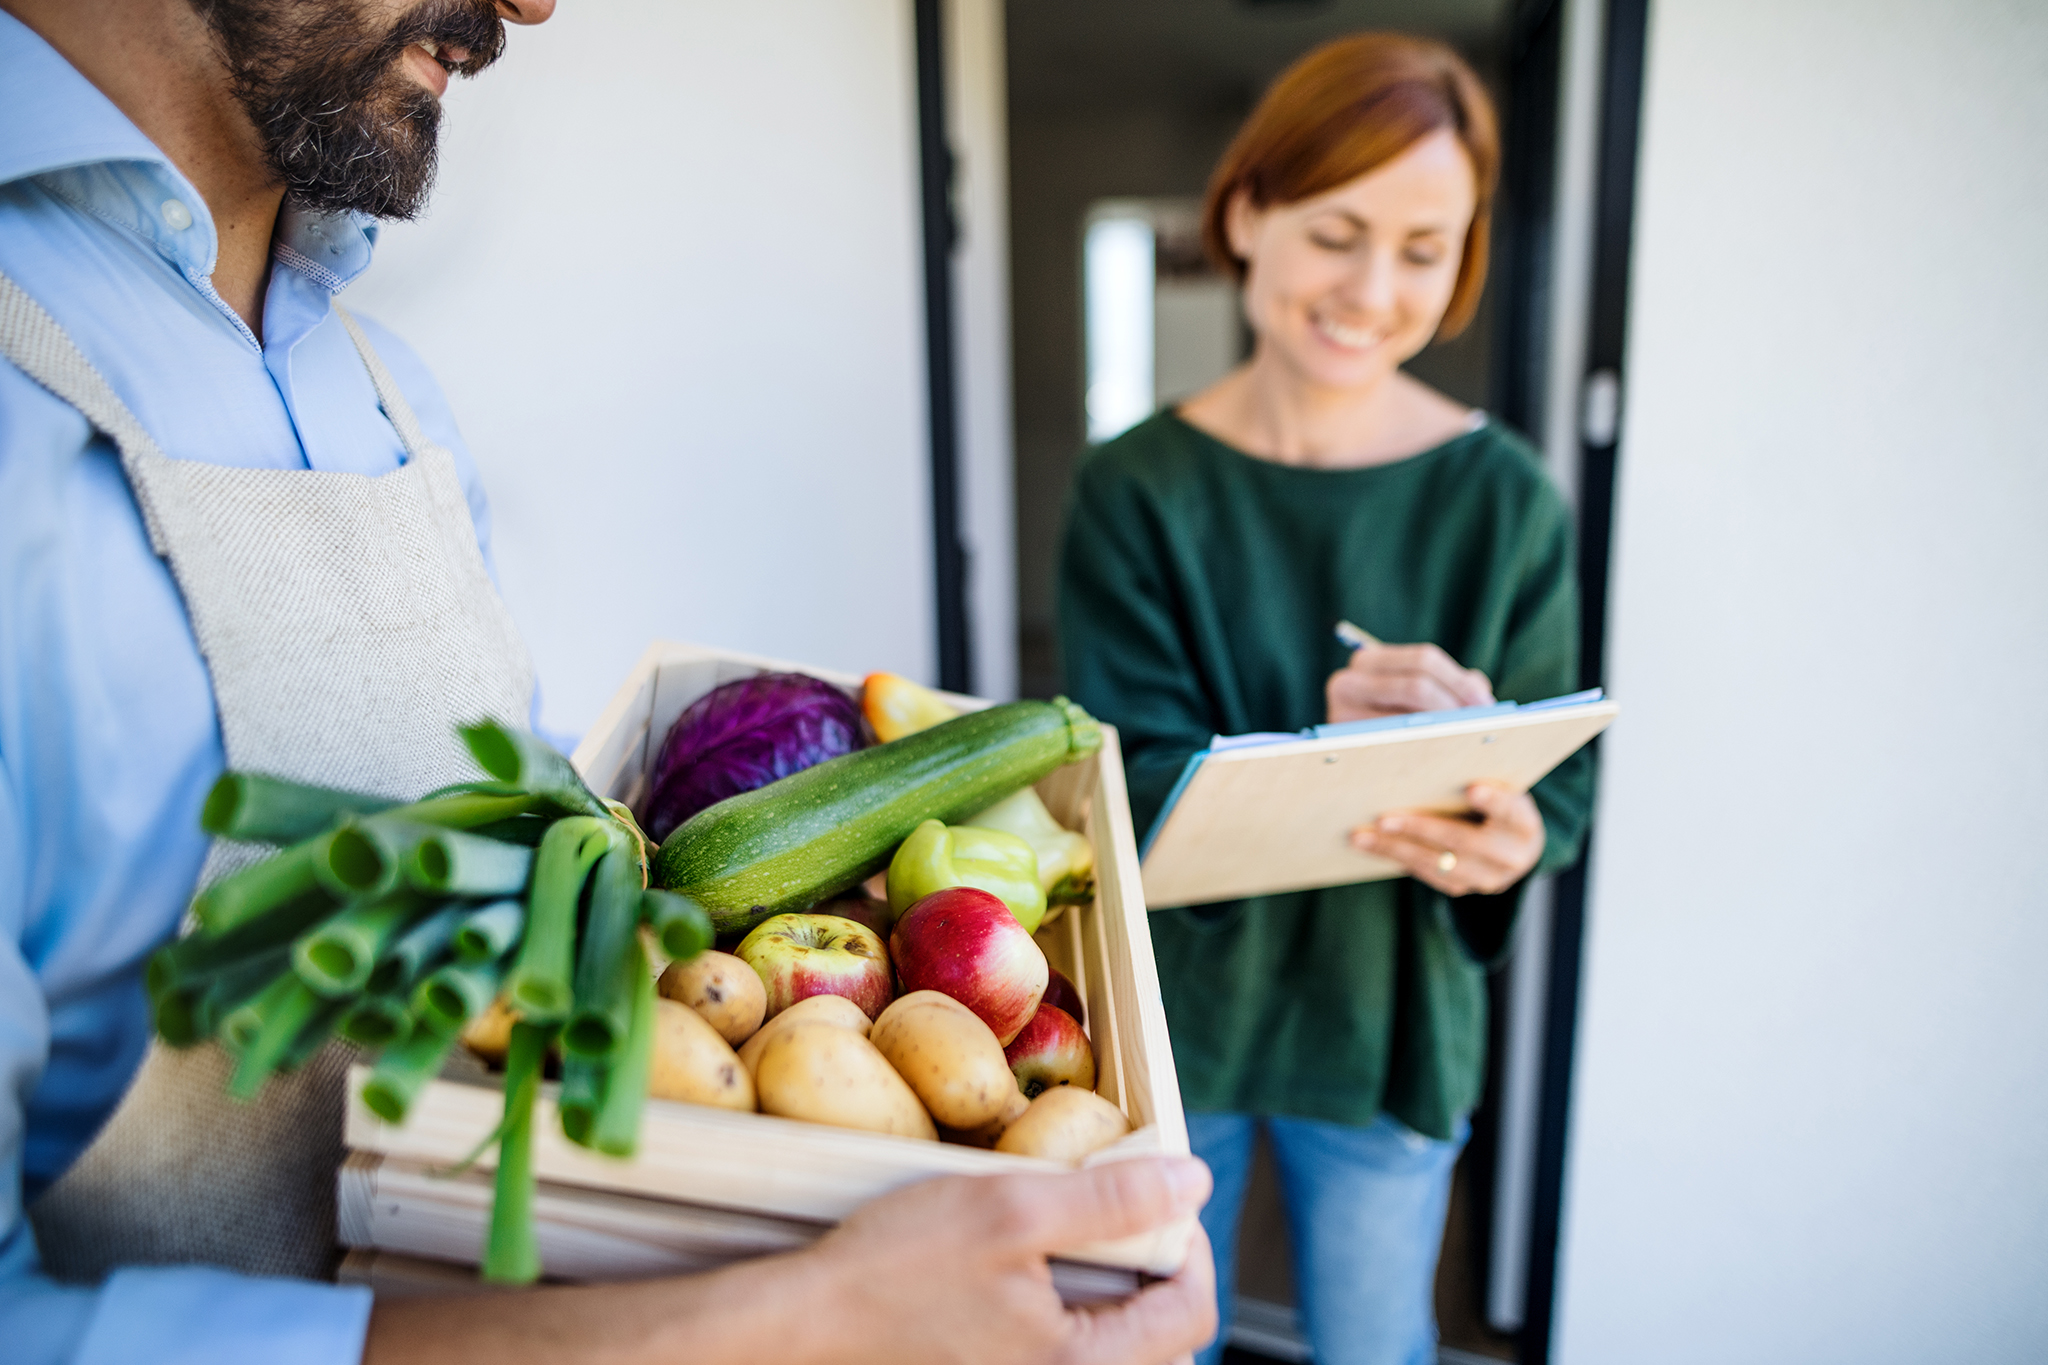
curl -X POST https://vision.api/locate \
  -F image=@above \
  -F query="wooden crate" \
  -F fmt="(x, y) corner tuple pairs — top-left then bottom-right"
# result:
(343, 641), (1191, 1276)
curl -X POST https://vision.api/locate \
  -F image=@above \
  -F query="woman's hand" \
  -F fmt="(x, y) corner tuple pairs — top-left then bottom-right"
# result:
(1325, 643), (1494, 723)
(1351, 782), (1545, 896)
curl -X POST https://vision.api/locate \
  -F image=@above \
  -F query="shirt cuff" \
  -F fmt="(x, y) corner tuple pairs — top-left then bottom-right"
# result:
(73, 1265), (373, 1365)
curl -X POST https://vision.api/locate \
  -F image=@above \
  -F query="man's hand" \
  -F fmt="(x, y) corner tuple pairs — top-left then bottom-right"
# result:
(363, 1157), (1216, 1365)
(806, 1156), (1217, 1365)
(1326, 642), (1494, 723)
(1352, 781), (1545, 896)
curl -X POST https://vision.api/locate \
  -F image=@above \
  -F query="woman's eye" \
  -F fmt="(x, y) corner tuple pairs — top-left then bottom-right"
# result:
(1404, 246), (1445, 267)
(1310, 235), (1352, 251)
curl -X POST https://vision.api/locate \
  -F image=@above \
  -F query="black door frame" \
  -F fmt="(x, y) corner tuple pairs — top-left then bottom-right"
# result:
(914, 0), (973, 694)
(1520, 0), (1649, 1360)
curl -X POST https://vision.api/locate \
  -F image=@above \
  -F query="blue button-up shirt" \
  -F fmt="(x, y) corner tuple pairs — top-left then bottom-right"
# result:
(2, 14), (519, 1362)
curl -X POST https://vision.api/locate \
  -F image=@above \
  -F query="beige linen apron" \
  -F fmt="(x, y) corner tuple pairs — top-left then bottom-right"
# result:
(0, 271), (536, 1282)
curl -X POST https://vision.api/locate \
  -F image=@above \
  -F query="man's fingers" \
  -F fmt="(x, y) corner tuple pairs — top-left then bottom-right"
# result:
(1062, 1223), (1219, 1365)
(980, 1157), (1211, 1255)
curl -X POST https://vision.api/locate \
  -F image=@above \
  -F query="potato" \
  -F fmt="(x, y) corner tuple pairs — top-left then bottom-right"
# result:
(754, 1022), (936, 1141)
(869, 991), (1017, 1130)
(459, 997), (518, 1064)
(736, 992), (871, 1075)
(994, 1086), (1131, 1163)
(648, 998), (755, 1111)
(940, 1086), (1031, 1149)
(658, 950), (766, 1046)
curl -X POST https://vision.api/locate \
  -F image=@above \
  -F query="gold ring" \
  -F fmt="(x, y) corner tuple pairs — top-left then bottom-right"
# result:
(1437, 851), (1458, 873)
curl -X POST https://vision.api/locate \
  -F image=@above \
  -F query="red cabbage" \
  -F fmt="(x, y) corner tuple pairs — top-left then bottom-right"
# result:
(642, 672), (866, 841)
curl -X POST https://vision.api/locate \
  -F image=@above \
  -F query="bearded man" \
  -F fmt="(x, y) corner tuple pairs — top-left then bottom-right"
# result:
(0, 4), (1215, 1363)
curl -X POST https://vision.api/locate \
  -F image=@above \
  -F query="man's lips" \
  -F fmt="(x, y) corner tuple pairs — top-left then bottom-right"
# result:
(402, 42), (451, 98)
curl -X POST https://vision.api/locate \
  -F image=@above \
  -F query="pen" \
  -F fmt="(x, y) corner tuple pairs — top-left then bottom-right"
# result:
(1334, 619), (1382, 651)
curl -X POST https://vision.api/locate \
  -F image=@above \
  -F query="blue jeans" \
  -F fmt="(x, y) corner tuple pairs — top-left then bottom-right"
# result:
(1190, 1111), (1469, 1365)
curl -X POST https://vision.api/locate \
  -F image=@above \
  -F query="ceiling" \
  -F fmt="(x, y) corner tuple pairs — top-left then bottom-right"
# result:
(1007, 0), (1520, 118)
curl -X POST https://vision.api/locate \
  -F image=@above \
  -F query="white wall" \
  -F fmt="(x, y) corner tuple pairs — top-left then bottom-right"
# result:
(1557, 3), (2048, 1361)
(348, 0), (934, 736)
(946, 0), (1019, 699)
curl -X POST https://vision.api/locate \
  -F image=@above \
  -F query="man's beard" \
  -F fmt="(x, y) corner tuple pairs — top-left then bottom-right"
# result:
(192, 0), (506, 220)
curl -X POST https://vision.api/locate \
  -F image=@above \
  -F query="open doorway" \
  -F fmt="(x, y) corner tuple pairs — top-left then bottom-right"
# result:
(1003, 2), (1569, 1360)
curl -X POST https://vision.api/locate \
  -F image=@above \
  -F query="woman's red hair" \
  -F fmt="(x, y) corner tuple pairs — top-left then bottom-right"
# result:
(1201, 32), (1500, 339)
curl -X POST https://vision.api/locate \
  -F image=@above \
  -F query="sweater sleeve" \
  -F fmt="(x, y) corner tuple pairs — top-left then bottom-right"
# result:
(1056, 455), (1218, 841)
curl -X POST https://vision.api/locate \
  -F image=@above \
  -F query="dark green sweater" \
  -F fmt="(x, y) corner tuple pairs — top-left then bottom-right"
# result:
(1057, 412), (1594, 1139)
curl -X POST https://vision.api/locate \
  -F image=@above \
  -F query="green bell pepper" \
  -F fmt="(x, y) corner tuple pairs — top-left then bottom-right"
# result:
(886, 819), (1047, 933)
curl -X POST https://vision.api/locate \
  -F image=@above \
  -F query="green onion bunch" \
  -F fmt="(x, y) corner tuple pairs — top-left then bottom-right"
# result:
(146, 721), (713, 1284)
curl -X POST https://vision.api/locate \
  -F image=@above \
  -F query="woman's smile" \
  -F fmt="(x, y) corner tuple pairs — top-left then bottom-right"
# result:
(1309, 310), (1392, 354)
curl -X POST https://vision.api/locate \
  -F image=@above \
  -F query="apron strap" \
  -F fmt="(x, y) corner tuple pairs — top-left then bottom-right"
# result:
(332, 304), (434, 465)
(0, 268), (175, 552)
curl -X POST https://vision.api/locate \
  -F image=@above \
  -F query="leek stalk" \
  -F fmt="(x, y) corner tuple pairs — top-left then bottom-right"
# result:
(506, 817), (615, 1023)
(280, 998), (346, 1073)
(339, 992), (414, 1048)
(149, 889), (332, 1000)
(481, 1022), (551, 1283)
(201, 772), (393, 844)
(563, 844), (641, 1061)
(191, 842), (327, 937)
(459, 722), (609, 819)
(191, 948), (294, 1038)
(361, 1020), (459, 1123)
(221, 969), (302, 1055)
(590, 940), (654, 1158)
(369, 904), (465, 995)
(405, 830), (534, 897)
(557, 1056), (602, 1146)
(640, 889), (714, 962)
(415, 957), (506, 1035)
(453, 899), (526, 963)
(293, 889), (429, 997)
(228, 975), (324, 1100)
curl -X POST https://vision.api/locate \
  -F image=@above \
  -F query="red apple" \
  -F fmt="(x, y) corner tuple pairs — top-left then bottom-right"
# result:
(1004, 1004), (1095, 1097)
(736, 913), (893, 1022)
(890, 887), (1047, 1045)
(1042, 965), (1086, 1031)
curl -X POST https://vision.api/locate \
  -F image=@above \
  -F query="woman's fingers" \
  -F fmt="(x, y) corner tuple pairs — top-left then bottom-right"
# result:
(1351, 785), (1545, 895)
(1326, 643), (1494, 722)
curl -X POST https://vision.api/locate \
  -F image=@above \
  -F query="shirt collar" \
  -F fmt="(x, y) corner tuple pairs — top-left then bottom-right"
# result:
(0, 8), (377, 294)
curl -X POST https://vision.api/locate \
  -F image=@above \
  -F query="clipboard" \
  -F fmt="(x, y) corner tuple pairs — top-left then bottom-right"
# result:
(1138, 691), (1619, 909)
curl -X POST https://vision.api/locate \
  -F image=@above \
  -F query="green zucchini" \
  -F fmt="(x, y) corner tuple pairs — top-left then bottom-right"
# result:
(650, 697), (1100, 933)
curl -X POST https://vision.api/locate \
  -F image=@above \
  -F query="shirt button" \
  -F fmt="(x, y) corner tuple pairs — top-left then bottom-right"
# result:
(160, 198), (194, 231)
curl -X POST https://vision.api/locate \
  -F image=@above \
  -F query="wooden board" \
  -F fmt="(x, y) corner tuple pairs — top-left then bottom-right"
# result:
(1140, 700), (1618, 909)
(345, 641), (1191, 1277)
(336, 1153), (1142, 1305)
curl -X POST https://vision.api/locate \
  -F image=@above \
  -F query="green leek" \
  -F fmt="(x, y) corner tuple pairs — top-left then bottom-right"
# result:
(481, 1022), (551, 1283)
(191, 841), (327, 937)
(361, 1020), (458, 1123)
(563, 843), (641, 1061)
(591, 940), (654, 1158)
(369, 904), (465, 995)
(414, 958), (506, 1035)
(405, 830), (533, 897)
(339, 992), (414, 1048)
(201, 772), (393, 844)
(557, 1055), (603, 1146)
(228, 975), (324, 1100)
(505, 816), (616, 1023)
(293, 889), (429, 997)
(640, 889), (713, 962)
(453, 899), (526, 963)
(459, 721), (608, 819)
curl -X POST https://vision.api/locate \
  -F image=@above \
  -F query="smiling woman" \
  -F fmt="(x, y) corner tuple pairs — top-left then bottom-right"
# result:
(1056, 31), (1594, 1365)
